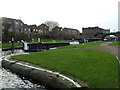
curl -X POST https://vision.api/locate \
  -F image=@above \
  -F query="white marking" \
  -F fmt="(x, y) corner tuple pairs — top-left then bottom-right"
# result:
(2, 53), (81, 87)
(70, 42), (79, 45)
(115, 56), (120, 64)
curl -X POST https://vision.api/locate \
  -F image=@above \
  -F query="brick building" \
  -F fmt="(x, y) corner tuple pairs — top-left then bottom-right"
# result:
(37, 23), (49, 34)
(82, 26), (110, 39)
(62, 28), (80, 38)
(2, 17), (24, 34)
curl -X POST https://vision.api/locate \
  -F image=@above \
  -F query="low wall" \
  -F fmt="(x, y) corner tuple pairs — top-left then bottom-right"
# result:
(2, 59), (80, 89)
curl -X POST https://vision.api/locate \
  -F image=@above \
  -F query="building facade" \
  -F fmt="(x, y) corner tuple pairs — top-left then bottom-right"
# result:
(2, 17), (24, 34)
(62, 28), (81, 39)
(82, 26), (110, 39)
(37, 23), (49, 34)
(63, 28), (80, 35)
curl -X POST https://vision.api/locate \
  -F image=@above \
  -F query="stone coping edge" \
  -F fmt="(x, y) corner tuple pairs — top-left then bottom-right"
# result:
(2, 53), (81, 88)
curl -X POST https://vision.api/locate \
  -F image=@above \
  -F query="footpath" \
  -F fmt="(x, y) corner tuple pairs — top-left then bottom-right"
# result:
(85, 42), (119, 63)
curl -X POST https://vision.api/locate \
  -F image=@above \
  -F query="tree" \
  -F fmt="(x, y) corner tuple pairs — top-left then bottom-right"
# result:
(44, 20), (59, 31)
(2, 23), (13, 42)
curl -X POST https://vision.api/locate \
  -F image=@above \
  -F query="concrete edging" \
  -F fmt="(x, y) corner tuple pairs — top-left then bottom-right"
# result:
(2, 54), (81, 88)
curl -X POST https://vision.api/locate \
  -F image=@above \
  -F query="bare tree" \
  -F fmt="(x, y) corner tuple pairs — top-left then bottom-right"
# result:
(44, 20), (59, 31)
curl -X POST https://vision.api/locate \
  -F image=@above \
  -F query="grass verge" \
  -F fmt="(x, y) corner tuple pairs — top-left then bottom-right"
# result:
(58, 41), (104, 49)
(2, 43), (23, 48)
(11, 41), (118, 88)
(109, 41), (120, 48)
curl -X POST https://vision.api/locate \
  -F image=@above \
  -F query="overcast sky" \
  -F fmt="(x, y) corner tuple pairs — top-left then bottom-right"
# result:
(0, 0), (119, 32)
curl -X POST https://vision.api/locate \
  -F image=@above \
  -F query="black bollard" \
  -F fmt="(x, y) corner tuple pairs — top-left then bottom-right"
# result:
(46, 45), (49, 50)
(11, 41), (14, 54)
(11, 38), (14, 54)
(38, 42), (42, 51)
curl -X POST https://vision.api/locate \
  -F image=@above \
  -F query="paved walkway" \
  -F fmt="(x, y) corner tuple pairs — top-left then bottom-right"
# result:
(85, 42), (119, 62)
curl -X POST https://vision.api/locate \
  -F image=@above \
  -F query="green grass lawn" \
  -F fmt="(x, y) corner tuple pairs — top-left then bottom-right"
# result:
(109, 41), (120, 48)
(2, 43), (23, 48)
(58, 41), (104, 49)
(11, 41), (118, 88)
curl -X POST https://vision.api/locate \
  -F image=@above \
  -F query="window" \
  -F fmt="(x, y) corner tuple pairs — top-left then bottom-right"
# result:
(28, 29), (31, 31)
(15, 21), (19, 25)
(21, 23), (23, 26)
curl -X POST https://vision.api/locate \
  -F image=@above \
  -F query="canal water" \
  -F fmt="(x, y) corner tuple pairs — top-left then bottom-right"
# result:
(0, 49), (46, 89)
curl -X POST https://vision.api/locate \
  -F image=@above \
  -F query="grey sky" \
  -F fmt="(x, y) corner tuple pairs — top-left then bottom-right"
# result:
(0, 0), (119, 32)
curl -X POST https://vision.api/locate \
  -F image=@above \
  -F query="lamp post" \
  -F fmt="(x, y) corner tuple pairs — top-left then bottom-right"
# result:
(38, 38), (41, 51)
(11, 38), (14, 54)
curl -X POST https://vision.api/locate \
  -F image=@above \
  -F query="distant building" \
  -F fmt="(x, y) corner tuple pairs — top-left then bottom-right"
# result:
(2, 17), (24, 33)
(2, 17), (39, 34)
(62, 28), (80, 36)
(22, 24), (31, 34)
(37, 23), (49, 34)
(82, 26), (110, 39)
(52, 26), (62, 34)
(29, 25), (38, 33)
(2, 17), (82, 40)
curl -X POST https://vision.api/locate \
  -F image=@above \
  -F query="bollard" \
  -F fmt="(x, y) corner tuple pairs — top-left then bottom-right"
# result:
(11, 38), (14, 54)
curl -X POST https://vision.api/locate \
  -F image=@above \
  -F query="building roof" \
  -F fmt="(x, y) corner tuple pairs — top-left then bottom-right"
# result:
(24, 24), (30, 29)
(63, 27), (80, 32)
(29, 24), (37, 28)
(2, 17), (25, 28)
(83, 26), (108, 30)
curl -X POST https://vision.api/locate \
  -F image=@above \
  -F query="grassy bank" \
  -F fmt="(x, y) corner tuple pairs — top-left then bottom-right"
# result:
(58, 41), (104, 49)
(11, 41), (118, 88)
(2, 43), (23, 48)
(109, 41), (120, 47)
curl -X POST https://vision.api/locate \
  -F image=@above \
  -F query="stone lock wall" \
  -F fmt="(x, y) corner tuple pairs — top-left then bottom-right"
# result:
(2, 60), (80, 88)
